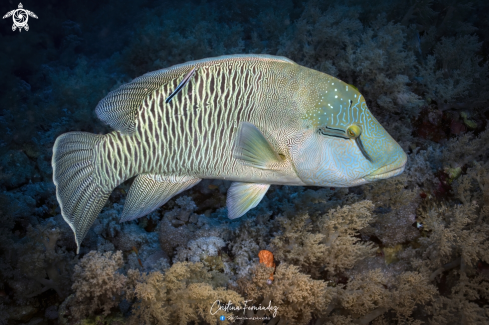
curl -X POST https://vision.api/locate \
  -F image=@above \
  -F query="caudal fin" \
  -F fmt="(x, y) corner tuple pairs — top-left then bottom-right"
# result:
(52, 132), (111, 253)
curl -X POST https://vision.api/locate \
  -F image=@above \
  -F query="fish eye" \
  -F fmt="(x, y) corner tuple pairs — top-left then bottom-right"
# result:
(346, 125), (361, 139)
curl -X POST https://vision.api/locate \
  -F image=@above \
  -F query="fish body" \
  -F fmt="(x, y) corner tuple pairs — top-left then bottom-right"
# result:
(52, 54), (406, 252)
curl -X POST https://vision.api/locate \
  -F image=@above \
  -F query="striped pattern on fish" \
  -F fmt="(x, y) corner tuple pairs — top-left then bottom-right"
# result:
(52, 54), (407, 252)
(95, 55), (302, 186)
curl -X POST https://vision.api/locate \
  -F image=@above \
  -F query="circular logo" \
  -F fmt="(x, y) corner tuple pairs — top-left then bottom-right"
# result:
(13, 10), (28, 27)
(2, 3), (38, 32)
(220, 315), (226, 321)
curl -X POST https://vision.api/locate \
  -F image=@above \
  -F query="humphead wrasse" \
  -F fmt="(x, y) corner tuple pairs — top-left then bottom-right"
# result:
(52, 54), (407, 252)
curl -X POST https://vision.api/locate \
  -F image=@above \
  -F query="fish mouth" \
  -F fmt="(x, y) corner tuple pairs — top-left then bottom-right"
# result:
(364, 163), (406, 181)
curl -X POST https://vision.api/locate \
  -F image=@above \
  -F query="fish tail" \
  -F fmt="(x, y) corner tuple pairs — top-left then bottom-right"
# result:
(52, 132), (113, 253)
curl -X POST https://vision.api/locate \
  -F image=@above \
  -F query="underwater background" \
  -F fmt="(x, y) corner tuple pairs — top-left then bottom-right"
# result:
(1, 0), (489, 324)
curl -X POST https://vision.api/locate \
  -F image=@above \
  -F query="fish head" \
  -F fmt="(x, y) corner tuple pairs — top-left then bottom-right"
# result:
(289, 76), (407, 187)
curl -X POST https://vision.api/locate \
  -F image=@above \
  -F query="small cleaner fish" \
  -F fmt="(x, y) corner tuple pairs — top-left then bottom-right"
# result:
(52, 54), (407, 252)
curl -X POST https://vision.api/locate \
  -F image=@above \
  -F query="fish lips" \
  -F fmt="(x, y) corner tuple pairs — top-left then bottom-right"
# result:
(364, 163), (406, 181)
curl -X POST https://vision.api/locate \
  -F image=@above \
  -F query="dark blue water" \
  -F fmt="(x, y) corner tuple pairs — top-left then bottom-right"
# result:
(0, 0), (488, 323)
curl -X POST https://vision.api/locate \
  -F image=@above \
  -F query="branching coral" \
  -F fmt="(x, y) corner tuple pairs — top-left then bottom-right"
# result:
(442, 129), (489, 170)
(238, 263), (334, 325)
(226, 216), (273, 278)
(2, 57), (115, 153)
(416, 196), (489, 271)
(0, 150), (36, 189)
(127, 261), (243, 325)
(418, 35), (489, 111)
(407, 164), (489, 323)
(317, 201), (377, 274)
(467, 162), (489, 217)
(270, 213), (329, 275)
(361, 175), (421, 246)
(428, 273), (489, 325)
(399, 0), (437, 26)
(158, 196), (201, 257)
(336, 269), (436, 324)
(278, 5), (364, 74)
(69, 251), (127, 319)
(271, 200), (376, 276)
(45, 57), (118, 131)
(405, 145), (443, 190)
(0, 208), (15, 283)
(159, 195), (234, 260)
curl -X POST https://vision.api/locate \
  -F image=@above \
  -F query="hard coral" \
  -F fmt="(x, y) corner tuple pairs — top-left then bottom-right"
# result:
(174, 236), (226, 263)
(158, 196), (199, 257)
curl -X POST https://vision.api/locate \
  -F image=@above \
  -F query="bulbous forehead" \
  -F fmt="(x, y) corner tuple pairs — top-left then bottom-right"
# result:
(300, 75), (366, 129)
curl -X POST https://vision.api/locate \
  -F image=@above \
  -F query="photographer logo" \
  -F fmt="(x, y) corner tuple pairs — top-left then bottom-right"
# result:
(3, 3), (38, 32)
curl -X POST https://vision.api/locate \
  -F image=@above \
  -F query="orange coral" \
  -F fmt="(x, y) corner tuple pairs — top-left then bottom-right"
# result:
(258, 250), (275, 281)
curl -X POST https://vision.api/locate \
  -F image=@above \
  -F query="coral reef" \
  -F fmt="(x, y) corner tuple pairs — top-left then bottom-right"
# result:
(333, 269), (436, 324)
(127, 262), (243, 325)
(1, 0), (489, 323)
(238, 263), (333, 325)
(70, 251), (127, 319)
(174, 236), (226, 263)
(271, 201), (377, 276)
(418, 35), (489, 111)
(16, 223), (75, 299)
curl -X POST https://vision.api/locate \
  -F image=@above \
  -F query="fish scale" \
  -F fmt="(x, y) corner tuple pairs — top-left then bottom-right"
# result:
(52, 54), (407, 252)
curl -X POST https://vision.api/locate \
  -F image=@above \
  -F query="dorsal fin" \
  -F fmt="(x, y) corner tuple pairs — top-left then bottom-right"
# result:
(95, 69), (178, 135)
(95, 54), (296, 135)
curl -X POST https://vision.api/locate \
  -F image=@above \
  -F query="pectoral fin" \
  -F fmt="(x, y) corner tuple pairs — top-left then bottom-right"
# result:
(233, 122), (284, 169)
(120, 174), (201, 222)
(226, 182), (270, 219)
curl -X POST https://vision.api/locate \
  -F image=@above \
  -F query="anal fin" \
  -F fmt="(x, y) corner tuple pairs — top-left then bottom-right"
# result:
(120, 174), (201, 222)
(226, 182), (270, 219)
